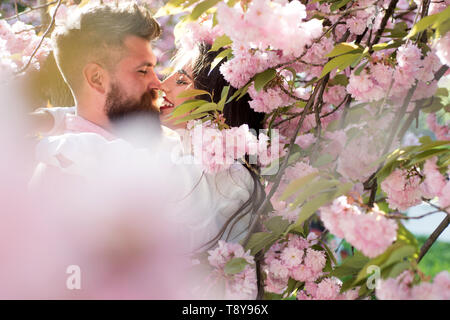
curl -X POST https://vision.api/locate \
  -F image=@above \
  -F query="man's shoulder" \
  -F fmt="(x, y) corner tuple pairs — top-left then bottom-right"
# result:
(34, 132), (141, 175)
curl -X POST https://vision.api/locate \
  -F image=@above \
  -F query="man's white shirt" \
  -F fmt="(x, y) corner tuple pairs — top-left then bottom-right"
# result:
(31, 107), (255, 251)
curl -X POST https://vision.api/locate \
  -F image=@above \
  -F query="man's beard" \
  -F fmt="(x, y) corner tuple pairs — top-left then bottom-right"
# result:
(105, 83), (162, 145)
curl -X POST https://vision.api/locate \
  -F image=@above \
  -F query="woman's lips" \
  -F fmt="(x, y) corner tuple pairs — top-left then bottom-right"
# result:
(159, 97), (174, 111)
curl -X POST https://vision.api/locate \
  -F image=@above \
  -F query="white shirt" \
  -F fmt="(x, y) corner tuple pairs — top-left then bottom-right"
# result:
(31, 107), (255, 251)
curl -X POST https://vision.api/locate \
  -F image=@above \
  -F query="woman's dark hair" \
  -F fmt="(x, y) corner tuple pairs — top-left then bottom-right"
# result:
(189, 43), (266, 299)
(192, 43), (265, 132)
(187, 42), (266, 248)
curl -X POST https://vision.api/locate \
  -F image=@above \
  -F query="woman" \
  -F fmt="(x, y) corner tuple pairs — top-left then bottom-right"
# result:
(160, 42), (267, 249)
(32, 42), (266, 253)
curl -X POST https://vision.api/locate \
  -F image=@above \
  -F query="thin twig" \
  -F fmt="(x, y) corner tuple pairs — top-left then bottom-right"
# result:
(386, 210), (448, 220)
(278, 85), (308, 102)
(423, 198), (450, 215)
(14, 0), (20, 21)
(5, 0), (59, 21)
(15, 0), (62, 75)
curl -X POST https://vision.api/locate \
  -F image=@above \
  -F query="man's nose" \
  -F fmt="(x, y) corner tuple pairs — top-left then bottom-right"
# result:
(148, 71), (162, 90)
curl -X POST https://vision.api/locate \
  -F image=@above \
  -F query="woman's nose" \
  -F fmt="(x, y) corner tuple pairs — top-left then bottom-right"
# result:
(160, 78), (170, 93)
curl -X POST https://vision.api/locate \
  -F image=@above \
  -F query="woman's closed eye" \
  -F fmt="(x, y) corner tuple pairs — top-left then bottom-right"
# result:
(138, 70), (148, 75)
(176, 79), (189, 85)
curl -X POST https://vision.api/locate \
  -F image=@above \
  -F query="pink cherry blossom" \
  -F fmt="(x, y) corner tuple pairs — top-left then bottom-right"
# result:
(435, 32), (450, 66)
(295, 133), (316, 149)
(427, 113), (450, 141)
(381, 169), (423, 211)
(304, 248), (326, 273)
(204, 241), (257, 299)
(320, 197), (398, 258)
(377, 270), (450, 300)
(421, 157), (446, 199)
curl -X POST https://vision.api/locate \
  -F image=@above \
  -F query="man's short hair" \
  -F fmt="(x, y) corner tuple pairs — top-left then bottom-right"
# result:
(52, 3), (161, 93)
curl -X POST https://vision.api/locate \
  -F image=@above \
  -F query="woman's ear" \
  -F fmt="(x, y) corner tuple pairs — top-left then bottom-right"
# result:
(83, 63), (108, 95)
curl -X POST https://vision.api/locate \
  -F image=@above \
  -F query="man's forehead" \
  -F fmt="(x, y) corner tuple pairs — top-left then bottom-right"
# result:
(121, 35), (157, 66)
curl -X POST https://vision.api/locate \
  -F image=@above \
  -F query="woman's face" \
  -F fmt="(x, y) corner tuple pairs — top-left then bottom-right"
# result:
(160, 65), (194, 129)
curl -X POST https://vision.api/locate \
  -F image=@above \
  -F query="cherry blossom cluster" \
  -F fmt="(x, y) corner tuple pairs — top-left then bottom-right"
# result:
(201, 240), (257, 299)
(381, 157), (450, 211)
(268, 160), (319, 222)
(217, 0), (323, 89)
(296, 276), (359, 300)
(0, 19), (51, 77)
(347, 44), (442, 104)
(336, 116), (393, 182)
(427, 113), (450, 141)
(263, 233), (329, 294)
(435, 31), (450, 67)
(185, 120), (275, 173)
(376, 270), (450, 300)
(319, 196), (398, 258)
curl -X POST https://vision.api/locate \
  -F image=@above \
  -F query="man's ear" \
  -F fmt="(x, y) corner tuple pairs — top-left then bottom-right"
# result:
(83, 63), (109, 94)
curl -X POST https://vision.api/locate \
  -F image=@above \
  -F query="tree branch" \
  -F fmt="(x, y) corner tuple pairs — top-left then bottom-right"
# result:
(417, 214), (450, 263)
(242, 78), (328, 248)
(371, 0), (400, 46)
(5, 0), (59, 21)
(14, 0), (62, 75)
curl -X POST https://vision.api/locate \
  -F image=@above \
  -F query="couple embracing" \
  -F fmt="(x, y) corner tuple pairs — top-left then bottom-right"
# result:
(30, 1), (268, 298)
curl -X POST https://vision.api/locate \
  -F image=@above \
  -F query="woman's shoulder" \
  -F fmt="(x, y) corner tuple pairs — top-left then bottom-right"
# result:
(206, 162), (254, 203)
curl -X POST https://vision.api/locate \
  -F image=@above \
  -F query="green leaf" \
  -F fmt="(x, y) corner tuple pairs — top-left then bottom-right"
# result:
(325, 42), (362, 58)
(353, 242), (405, 286)
(291, 191), (336, 230)
(388, 261), (412, 278)
(264, 216), (291, 235)
(295, 101), (307, 108)
(405, 148), (450, 167)
(333, 182), (353, 198)
(190, 102), (219, 114)
(320, 53), (362, 79)
(372, 41), (402, 51)
(290, 179), (339, 209)
(406, 6), (450, 39)
(237, 82), (252, 100)
(176, 89), (211, 99)
(330, 0), (352, 12)
(284, 66), (298, 91)
(254, 69), (277, 92)
(209, 34), (232, 52)
(396, 222), (419, 250)
(190, 0), (221, 21)
(387, 21), (408, 38)
(224, 257), (249, 275)
(313, 154), (335, 167)
(319, 240), (337, 265)
(331, 253), (370, 279)
(280, 172), (319, 201)
(217, 85), (230, 110)
(244, 232), (277, 255)
(173, 112), (207, 124)
(354, 60), (369, 76)
(170, 99), (208, 118)
(380, 245), (416, 269)
(210, 48), (232, 72)
(328, 74), (349, 86)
